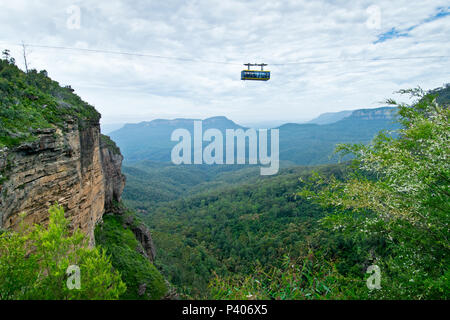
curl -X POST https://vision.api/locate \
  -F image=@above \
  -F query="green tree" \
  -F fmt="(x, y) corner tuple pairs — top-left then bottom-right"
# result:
(1, 49), (15, 64)
(300, 88), (449, 299)
(0, 204), (126, 300)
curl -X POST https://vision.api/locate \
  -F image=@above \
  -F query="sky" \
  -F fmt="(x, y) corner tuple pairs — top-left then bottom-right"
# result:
(1, 0), (449, 127)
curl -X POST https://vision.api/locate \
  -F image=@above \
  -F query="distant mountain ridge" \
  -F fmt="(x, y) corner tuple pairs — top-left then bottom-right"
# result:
(110, 85), (449, 166)
(308, 106), (396, 125)
(109, 116), (245, 162)
(123, 116), (243, 129)
(109, 107), (400, 165)
(276, 108), (399, 165)
(348, 106), (397, 120)
(308, 110), (353, 125)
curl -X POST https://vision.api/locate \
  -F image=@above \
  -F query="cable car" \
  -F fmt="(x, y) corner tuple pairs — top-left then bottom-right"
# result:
(241, 63), (270, 81)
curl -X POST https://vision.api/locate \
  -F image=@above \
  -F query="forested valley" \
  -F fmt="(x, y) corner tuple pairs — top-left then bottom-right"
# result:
(122, 86), (449, 299)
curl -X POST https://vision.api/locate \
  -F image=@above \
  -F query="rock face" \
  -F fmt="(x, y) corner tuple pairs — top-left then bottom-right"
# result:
(131, 222), (156, 261)
(0, 116), (155, 255)
(349, 107), (397, 120)
(121, 212), (156, 262)
(0, 119), (121, 245)
(100, 135), (126, 212)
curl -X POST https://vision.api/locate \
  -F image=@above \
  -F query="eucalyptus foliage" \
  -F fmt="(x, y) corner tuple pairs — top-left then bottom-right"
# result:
(0, 204), (126, 300)
(299, 88), (449, 299)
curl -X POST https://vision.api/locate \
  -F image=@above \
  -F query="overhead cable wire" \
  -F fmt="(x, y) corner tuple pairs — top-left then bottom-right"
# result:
(11, 42), (450, 67)
(15, 43), (241, 65)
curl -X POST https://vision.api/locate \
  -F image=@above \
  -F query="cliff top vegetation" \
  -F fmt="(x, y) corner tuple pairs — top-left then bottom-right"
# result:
(0, 51), (100, 148)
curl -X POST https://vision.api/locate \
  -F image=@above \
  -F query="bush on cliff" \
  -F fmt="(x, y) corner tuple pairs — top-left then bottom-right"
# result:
(0, 54), (100, 148)
(95, 212), (167, 300)
(0, 204), (126, 299)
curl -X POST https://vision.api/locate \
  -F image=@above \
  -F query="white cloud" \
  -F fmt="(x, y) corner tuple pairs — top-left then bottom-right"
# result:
(0, 0), (449, 125)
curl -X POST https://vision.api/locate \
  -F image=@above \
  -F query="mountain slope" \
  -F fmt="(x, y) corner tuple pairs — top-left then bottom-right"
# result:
(110, 107), (399, 165)
(278, 107), (398, 165)
(308, 110), (353, 124)
(110, 116), (244, 162)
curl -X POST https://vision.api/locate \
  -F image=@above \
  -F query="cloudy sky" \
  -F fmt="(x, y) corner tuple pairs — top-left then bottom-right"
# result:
(1, 0), (449, 127)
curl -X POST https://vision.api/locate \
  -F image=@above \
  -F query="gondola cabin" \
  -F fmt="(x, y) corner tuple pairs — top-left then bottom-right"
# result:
(241, 70), (270, 81)
(241, 63), (270, 81)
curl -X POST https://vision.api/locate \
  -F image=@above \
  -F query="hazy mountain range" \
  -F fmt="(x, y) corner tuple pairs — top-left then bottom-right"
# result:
(101, 107), (386, 133)
(307, 110), (353, 125)
(108, 106), (399, 165)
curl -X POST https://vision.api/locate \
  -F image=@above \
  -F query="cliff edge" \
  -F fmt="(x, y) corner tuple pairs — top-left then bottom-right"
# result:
(0, 57), (146, 249)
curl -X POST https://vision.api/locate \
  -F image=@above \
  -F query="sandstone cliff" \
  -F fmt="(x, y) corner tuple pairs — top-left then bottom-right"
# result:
(0, 115), (157, 262)
(0, 119), (105, 244)
(349, 106), (397, 120)
(0, 57), (165, 299)
(100, 134), (126, 212)
(0, 57), (139, 247)
(0, 119), (144, 250)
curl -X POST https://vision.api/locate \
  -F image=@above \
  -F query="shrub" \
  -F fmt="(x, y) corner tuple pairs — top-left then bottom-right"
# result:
(0, 204), (126, 299)
(95, 213), (167, 299)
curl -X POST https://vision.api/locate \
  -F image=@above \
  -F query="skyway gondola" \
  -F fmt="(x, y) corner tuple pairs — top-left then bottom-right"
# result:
(241, 63), (270, 81)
